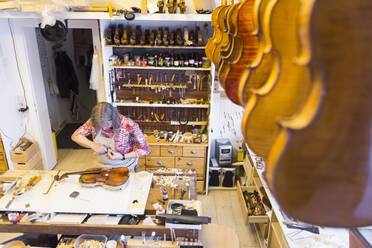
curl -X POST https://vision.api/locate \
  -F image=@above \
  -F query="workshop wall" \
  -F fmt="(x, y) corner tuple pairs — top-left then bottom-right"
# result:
(210, 82), (244, 161)
(0, 19), (32, 169)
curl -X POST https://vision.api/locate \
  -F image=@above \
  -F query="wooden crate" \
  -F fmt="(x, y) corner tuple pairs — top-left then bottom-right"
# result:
(10, 138), (39, 163)
(13, 152), (43, 170)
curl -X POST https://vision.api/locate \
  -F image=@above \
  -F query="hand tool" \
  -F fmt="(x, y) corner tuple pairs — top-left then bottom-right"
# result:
(44, 170), (61, 194)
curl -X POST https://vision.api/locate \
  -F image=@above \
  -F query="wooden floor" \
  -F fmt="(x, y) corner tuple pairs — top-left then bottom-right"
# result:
(0, 149), (259, 247)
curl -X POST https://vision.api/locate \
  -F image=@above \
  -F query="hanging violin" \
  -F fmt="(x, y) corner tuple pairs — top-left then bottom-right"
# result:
(241, 0), (372, 227)
(55, 167), (130, 189)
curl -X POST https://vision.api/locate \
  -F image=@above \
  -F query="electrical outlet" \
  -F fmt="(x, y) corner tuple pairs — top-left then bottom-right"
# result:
(17, 95), (27, 111)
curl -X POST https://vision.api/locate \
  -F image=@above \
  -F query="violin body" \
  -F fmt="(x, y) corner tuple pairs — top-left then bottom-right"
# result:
(265, 0), (372, 227)
(242, 0), (310, 160)
(56, 167), (130, 190)
(80, 167), (130, 188)
(240, 0), (372, 227)
(210, 0), (236, 68)
(238, 0), (279, 105)
(219, 1), (244, 70)
(205, 0), (227, 60)
(217, 0), (260, 105)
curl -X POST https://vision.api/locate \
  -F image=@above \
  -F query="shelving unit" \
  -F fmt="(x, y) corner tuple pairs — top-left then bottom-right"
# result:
(105, 45), (206, 49)
(113, 102), (209, 108)
(100, 18), (215, 193)
(110, 65), (211, 71)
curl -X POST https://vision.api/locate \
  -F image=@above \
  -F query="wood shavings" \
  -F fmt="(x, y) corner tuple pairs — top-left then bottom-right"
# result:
(77, 240), (105, 248)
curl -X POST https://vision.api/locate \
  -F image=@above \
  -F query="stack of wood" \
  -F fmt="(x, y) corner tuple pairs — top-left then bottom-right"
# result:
(0, 133), (9, 171)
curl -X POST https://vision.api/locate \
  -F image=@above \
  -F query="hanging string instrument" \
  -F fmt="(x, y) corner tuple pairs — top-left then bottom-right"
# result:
(218, 0), (244, 72)
(205, 0), (228, 60)
(237, 0), (279, 106)
(209, 0), (238, 68)
(257, 0), (372, 227)
(55, 167), (130, 189)
(217, 0), (260, 105)
(242, 0), (311, 160)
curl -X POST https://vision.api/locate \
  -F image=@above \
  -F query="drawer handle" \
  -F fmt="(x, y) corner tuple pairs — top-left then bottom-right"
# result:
(168, 150), (175, 154)
(186, 162), (193, 166)
(191, 150), (198, 155)
(157, 161), (164, 166)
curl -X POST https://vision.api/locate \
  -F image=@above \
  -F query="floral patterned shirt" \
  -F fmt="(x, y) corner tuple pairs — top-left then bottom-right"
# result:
(73, 115), (150, 157)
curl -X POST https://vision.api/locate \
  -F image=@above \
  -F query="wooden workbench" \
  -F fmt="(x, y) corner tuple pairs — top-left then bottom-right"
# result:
(0, 169), (198, 237)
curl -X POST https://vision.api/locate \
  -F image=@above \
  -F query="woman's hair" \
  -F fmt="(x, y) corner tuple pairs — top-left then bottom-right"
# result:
(91, 102), (121, 133)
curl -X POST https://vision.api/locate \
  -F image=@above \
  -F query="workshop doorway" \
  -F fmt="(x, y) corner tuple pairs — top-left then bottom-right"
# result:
(36, 27), (97, 150)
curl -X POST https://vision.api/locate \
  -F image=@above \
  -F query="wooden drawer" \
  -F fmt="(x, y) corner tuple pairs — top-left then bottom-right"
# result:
(237, 181), (269, 224)
(13, 152), (43, 170)
(175, 157), (205, 178)
(182, 146), (206, 158)
(148, 145), (160, 157)
(197, 180), (205, 194)
(146, 156), (174, 168)
(161, 146), (182, 157)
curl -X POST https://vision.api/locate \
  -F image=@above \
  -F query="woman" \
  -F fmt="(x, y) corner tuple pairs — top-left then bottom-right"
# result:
(71, 102), (150, 172)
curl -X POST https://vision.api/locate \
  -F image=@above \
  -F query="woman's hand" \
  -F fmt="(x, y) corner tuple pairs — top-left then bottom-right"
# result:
(91, 143), (107, 154)
(107, 149), (124, 160)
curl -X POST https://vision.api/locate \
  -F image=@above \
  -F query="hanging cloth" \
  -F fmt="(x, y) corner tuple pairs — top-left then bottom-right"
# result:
(54, 51), (79, 98)
(89, 47), (99, 91)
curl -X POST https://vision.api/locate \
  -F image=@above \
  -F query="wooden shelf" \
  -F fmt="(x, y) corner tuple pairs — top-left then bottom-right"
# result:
(113, 102), (209, 108)
(136, 120), (207, 126)
(120, 84), (187, 89)
(145, 134), (208, 147)
(106, 44), (206, 49)
(110, 65), (211, 71)
(0, 12), (212, 22)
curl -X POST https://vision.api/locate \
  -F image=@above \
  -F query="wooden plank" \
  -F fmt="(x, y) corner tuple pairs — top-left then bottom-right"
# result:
(237, 181), (249, 224)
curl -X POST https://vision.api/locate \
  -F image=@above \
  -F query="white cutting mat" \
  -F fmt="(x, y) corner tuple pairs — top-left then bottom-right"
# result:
(0, 171), (152, 215)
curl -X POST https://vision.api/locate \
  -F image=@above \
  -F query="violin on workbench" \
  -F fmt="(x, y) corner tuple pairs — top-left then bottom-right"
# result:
(55, 167), (130, 189)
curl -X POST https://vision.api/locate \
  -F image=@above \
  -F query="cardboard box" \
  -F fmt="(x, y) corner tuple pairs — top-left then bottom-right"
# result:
(13, 151), (43, 170)
(10, 138), (39, 163)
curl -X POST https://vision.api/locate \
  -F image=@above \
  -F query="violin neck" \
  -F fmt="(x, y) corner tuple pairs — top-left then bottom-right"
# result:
(62, 169), (103, 177)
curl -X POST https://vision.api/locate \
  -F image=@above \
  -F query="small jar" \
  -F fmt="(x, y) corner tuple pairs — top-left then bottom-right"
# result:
(174, 56), (179, 67)
(202, 57), (211, 68)
(162, 188), (168, 201)
(135, 56), (141, 66)
(148, 56), (155, 66)
(123, 53), (130, 65)
(184, 56), (189, 67)
(189, 57), (195, 67)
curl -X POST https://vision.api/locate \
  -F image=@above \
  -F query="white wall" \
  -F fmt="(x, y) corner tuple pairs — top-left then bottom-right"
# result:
(0, 19), (31, 169)
(210, 81), (244, 160)
(0, 18), (57, 170)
